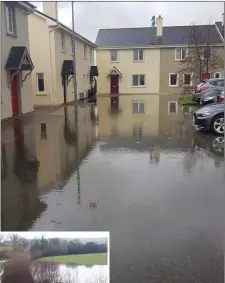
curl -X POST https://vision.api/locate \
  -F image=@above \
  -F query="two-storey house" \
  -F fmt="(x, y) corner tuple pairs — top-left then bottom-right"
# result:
(95, 16), (224, 95)
(1, 1), (36, 120)
(28, 2), (97, 107)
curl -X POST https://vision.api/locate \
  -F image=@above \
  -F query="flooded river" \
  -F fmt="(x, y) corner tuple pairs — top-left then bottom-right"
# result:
(1, 94), (224, 282)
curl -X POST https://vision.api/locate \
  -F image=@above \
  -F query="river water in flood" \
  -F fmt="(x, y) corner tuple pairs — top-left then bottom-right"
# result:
(1, 94), (224, 283)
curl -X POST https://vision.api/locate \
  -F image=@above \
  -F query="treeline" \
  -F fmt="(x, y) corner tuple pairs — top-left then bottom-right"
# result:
(30, 237), (107, 258)
(0, 234), (107, 260)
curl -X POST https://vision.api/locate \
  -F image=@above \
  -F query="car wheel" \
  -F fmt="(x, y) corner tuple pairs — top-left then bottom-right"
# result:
(212, 136), (224, 154)
(211, 114), (224, 135)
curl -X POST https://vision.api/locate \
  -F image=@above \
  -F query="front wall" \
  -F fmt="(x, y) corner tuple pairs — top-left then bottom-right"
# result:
(160, 46), (224, 94)
(1, 2), (33, 119)
(28, 13), (53, 107)
(96, 49), (160, 94)
(54, 29), (94, 105)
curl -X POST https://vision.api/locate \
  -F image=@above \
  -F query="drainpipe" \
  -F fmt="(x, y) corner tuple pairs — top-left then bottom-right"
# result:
(49, 25), (60, 107)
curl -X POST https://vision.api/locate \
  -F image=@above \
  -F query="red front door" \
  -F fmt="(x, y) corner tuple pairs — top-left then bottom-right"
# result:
(110, 75), (119, 94)
(201, 73), (210, 81)
(11, 71), (19, 116)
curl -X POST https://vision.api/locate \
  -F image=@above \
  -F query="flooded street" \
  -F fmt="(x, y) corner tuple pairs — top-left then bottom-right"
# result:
(1, 94), (224, 282)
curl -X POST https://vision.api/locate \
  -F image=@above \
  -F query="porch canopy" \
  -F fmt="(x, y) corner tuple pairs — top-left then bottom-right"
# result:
(61, 60), (74, 76)
(5, 46), (34, 71)
(107, 66), (122, 77)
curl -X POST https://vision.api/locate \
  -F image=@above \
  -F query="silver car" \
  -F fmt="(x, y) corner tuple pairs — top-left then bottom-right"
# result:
(195, 78), (224, 93)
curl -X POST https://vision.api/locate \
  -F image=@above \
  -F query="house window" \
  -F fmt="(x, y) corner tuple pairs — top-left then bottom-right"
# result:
(90, 48), (92, 63)
(5, 4), (16, 35)
(168, 101), (178, 113)
(183, 73), (191, 85)
(169, 73), (178, 87)
(110, 50), (118, 62)
(212, 72), (221, 79)
(84, 44), (87, 59)
(37, 73), (45, 92)
(132, 75), (145, 87)
(175, 48), (187, 61)
(61, 32), (65, 51)
(133, 49), (144, 61)
(132, 101), (145, 114)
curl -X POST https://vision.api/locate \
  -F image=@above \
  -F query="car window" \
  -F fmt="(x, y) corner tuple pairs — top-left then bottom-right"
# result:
(209, 81), (217, 86)
(197, 81), (206, 88)
(216, 80), (224, 87)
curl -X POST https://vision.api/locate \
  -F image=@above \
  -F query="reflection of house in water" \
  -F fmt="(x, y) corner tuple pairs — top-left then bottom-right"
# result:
(1, 119), (46, 231)
(97, 94), (194, 163)
(36, 105), (96, 194)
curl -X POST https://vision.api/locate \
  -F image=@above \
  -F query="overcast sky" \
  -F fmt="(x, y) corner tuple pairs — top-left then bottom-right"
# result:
(0, 232), (109, 240)
(32, 1), (224, 43)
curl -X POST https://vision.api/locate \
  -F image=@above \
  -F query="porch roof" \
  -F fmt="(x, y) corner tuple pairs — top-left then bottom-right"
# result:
(61, 60), (74, 75)
(107, 66), (122, 77)
(5, 46), (34, 71)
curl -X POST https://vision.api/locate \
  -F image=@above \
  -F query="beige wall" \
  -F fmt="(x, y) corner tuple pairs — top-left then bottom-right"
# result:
(96, 49), (160, 94)
(159, 46), (224, 94)
(97, 94), (160, 137)
(28, 13), (53, 106)
(1, 2), (33, 120)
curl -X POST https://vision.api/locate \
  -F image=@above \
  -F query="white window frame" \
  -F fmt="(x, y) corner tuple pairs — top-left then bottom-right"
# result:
(84, 44), (87, 60)
(169, 73), (179, 87)
(110, 50), (118, 62)
(168, 101), (178, 114)
(133, 49), (144, 61)
(132, 101), (146, 114)
(5, 3), (16, 36)
(175, 48), (188, 61)
(211, 72), (221, 79)
(132, 74), (146, 87)
(61, 32), (65, 51)
(183, 73), (192, 86)
(36, 73), (45, 92)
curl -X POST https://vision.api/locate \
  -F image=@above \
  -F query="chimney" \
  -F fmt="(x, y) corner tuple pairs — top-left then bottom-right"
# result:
(43, 1), (58, 20)
(156, 15), (163, 37)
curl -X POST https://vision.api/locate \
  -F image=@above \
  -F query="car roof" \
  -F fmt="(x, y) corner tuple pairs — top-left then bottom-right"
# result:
(207, 78), (224, 82)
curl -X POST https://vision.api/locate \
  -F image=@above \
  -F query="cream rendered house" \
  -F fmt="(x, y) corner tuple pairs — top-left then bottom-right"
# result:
(1, 1), (36, 120)
(96, 16), (224, 95)
(28, 2), (97, 107)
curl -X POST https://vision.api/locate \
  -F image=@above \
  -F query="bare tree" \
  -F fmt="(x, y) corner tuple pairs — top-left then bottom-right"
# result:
(178, 21), (223, 94)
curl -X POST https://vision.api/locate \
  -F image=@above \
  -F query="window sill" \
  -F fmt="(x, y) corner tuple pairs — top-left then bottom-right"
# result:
(110, 60), (119, 63)
(132, 85), (146, 88)
(169, 85), (179, 87)
(35, 93), (48, 96)
(61, 50), (66, 53)
(133, 60), (144, 63)
(6, 32), (17, 38)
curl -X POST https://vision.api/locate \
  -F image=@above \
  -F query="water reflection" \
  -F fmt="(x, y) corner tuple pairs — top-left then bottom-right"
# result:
(31, 262), (108, 283)
(1, 105), (96, 231)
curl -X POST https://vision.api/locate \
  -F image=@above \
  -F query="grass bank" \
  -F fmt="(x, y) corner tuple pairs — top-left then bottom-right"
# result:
(178, 95), (197, 106)
(39, 253), (107, 265)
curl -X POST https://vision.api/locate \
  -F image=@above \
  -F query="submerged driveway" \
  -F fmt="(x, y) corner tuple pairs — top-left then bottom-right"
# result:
(1, 94), (224, 283)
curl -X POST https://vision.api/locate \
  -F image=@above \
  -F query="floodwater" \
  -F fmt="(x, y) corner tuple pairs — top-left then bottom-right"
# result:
(31, 262), (108, 283)
(1, 94), (224, 283)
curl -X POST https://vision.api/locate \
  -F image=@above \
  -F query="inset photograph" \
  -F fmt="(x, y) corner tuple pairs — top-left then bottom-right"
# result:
(0, 231), (109, 283)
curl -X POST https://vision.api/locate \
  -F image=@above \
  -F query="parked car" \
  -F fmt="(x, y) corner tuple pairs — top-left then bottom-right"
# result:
(193, 102), (224, 135)
(196, 78), (224, 93)
(200, 89), (224, 106)
(193, 88), (221, 105)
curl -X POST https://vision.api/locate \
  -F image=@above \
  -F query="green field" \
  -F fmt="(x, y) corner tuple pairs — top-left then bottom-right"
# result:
(39, 253), (107, 265)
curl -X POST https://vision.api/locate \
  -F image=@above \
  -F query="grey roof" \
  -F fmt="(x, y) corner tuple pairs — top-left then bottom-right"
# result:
(95, 25), (223, 48)
(5, 47), (34, 70)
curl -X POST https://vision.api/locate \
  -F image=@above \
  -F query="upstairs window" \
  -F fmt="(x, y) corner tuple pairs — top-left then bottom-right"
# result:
(169, 73), (178, 87)
(110, 50), (118, 62)
(61, 32), (65, 51)
(84, 44), (87, 59)
(183, 73), (191, 85)
(5, 4), (16, 35)
(175, 48), (187, 61)
(90, 48), (93, 63)
(133, 49), (144, 61)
